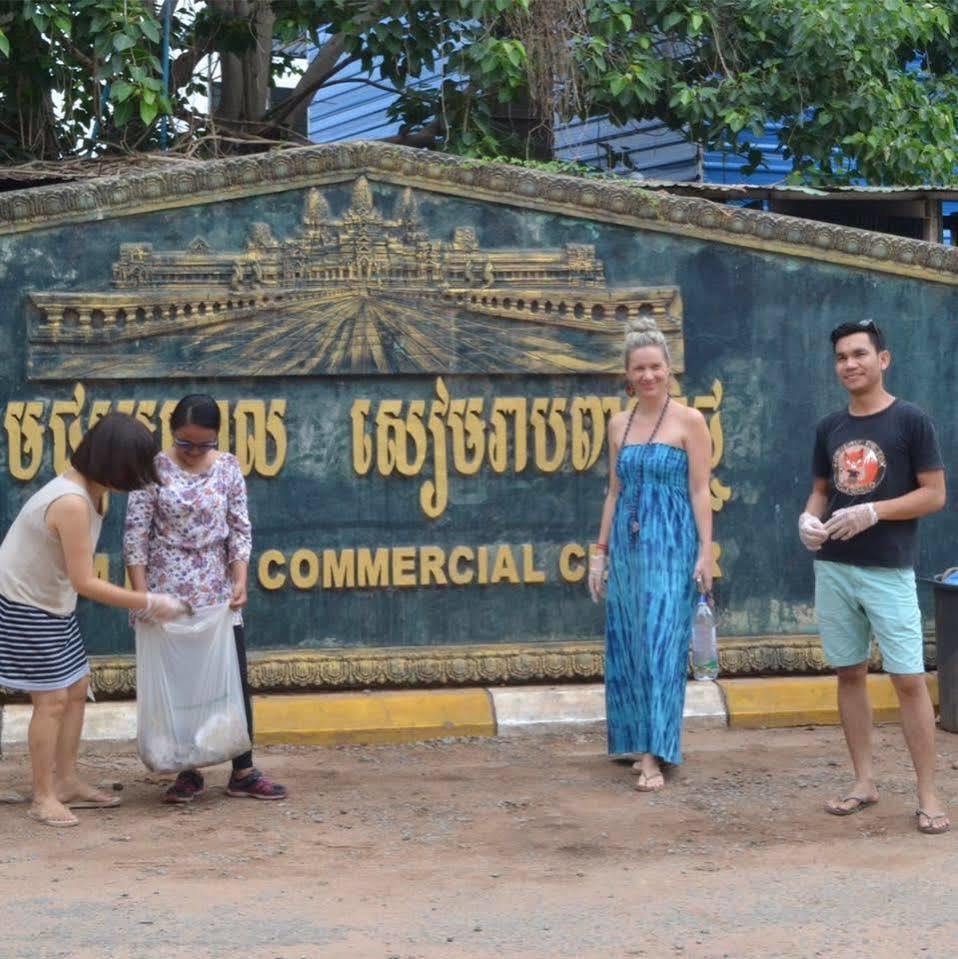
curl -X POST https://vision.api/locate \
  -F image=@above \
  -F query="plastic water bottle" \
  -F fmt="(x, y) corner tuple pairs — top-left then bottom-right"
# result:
(690, 595), (719, 681)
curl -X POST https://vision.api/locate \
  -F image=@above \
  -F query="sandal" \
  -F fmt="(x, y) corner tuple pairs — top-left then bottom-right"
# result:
(916, 808), (951, 835)
(634, 770), (665, 793)
(28, 807), (79, 828)
(65, 795), (122, 809)
(824, 795), (878, 817)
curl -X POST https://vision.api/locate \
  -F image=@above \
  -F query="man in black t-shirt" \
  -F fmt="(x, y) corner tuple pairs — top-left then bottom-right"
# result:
(799, 320), (949, 835)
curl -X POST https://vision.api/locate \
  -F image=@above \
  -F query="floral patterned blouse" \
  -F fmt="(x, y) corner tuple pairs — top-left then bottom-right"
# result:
(123, 452), (252, 624)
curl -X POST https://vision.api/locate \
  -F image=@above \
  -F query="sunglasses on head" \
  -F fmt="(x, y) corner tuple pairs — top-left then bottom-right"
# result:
(830, 318), (885, 349)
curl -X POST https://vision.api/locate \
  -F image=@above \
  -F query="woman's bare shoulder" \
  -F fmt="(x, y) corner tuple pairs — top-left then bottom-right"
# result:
(677, 402), (707, 428)
(607, 407), (632, 439)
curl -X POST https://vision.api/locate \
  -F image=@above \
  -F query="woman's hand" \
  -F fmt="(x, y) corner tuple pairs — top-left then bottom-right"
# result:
(143, 593), (190, 623)
(693, 549), (713, 594)
(229, 580), (248, 610)
(587, 553), (607, 604)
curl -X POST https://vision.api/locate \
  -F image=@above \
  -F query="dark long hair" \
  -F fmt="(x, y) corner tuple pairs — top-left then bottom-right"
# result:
(70, 412), (160, 491)
(169, 394), (220, 432)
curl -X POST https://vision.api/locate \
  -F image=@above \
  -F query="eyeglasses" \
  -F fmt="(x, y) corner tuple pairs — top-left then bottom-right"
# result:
(173, 438), (218, 452)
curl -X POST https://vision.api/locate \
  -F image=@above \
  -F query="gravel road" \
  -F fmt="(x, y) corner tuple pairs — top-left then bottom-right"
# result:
(1, 723), (956, 959)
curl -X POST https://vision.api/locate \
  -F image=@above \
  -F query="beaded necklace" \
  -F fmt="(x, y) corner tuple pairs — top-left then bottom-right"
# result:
(620, 395), (671, 539)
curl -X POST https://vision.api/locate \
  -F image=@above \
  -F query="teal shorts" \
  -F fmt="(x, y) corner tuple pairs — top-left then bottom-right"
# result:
(814, 560), (925, 675)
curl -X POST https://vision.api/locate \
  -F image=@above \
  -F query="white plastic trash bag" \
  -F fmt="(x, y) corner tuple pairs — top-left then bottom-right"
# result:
(135, 604), (251, 773)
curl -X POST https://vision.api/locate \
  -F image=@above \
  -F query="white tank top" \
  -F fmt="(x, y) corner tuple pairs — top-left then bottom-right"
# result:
(0, 475), (104, 615)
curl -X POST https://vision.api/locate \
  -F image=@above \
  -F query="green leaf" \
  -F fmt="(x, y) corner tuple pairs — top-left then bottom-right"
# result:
(0, 30), (8, 58)
(726, 111), (746, 133)
(113, 33), (136, 52)
(140, 19), (161, 44)
(662, 11), (682, 31)
(505, 43), (523, 68)
(111, 80), (135, 103)
(114, 99), (134, 127)
(139, 98), (158, 126)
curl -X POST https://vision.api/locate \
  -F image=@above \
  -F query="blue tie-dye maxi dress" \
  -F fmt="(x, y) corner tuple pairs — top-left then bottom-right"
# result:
(605, 442), (699, 764)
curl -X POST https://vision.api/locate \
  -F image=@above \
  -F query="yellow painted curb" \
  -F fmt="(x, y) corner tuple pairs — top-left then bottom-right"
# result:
(252, 688), (496, 746)
(719, 674), (939, 728)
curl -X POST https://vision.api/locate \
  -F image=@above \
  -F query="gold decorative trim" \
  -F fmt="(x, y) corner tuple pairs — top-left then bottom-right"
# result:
(0, 142), (955, 284)
(52, 634), (936, 699)
(26, 175), (683, 379)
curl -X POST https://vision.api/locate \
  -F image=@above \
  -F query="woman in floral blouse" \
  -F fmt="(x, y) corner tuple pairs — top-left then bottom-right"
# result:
(124, 394), (287, 803)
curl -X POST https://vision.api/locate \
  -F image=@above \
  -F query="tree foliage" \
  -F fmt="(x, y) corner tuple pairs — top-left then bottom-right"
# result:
(0, 0), (956, 185)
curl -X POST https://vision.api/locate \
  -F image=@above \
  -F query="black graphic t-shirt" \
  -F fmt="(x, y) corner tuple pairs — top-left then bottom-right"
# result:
(812, 399), (943, 568)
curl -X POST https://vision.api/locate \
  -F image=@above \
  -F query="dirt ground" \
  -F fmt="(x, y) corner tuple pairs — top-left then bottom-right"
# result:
(2, 723), (957, 959)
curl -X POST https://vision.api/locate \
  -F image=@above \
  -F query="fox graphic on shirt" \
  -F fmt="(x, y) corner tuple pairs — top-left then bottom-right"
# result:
(833, 440), (886, 495)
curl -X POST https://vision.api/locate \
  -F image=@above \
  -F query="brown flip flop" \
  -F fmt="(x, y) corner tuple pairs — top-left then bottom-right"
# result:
(825, 795), (878, 816)
(916, 808), (951, 835)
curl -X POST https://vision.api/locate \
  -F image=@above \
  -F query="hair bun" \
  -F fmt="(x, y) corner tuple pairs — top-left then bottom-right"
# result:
(625, 316), (658, 334)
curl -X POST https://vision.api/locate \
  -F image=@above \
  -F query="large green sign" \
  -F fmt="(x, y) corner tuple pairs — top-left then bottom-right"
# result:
(1, 143), (956, 688)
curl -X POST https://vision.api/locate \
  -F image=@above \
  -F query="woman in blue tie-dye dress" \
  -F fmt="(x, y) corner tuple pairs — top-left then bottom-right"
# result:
(588, 318), (714, 792)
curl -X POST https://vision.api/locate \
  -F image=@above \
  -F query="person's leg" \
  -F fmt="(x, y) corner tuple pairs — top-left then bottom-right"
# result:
(54, 676), (118, 807)
(864, 568), (948, 833)
(28, 688), (78, 825)
(226, 625), (287, 800)
(825, 662), (880, 812)
(815, 562), (877, 814)
(230, 624), (254, 777)
(634, 753), (664, 791)
(889, 673), (948, 831)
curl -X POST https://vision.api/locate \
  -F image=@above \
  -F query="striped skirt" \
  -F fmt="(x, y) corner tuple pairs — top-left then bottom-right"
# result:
(0, 593), (90, 692)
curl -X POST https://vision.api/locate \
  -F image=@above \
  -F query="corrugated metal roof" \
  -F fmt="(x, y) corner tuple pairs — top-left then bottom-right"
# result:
(624, 178), (958, 201)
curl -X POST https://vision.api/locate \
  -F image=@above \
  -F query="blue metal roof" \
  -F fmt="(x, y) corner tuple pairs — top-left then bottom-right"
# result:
(307, 43), (443, 143)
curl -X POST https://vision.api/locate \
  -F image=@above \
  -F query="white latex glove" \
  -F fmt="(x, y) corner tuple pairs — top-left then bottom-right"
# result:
(824, 503), (878, 541)
(588, 553), (607, 604)
(798, 512), (829, 551)
(142, 592), (190, 624)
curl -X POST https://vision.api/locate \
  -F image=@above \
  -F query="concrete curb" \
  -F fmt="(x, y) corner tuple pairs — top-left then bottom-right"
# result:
(717, 673), (939, 728)
(0, 681), (726, 749)
(0, 675), (939, 749)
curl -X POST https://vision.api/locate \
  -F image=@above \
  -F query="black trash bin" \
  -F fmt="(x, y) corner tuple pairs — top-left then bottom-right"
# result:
(926, 576), (958, 733)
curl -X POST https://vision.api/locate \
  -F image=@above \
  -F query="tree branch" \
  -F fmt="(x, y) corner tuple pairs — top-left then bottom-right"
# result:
(260, 32), (349, 125)
(58, 36), (97, 73)
(380, 118), (443, 149)
(171, 33), (218, 90)
(319, 75), (402, 96)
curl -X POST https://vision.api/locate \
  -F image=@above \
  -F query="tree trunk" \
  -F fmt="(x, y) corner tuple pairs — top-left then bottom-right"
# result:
(212, 0), (275, 130)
